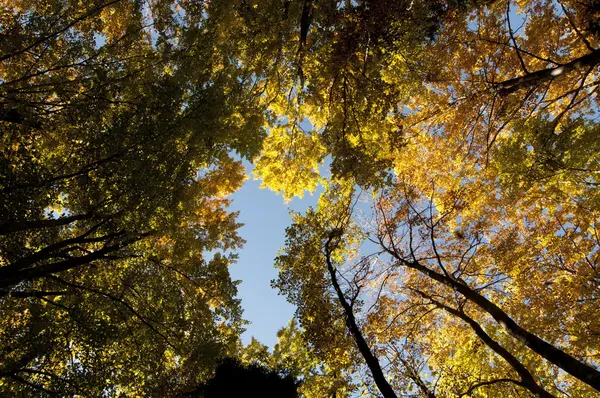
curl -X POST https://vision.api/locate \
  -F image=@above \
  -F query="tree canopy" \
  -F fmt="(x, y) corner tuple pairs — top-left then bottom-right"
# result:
(1, 0), (600, 396)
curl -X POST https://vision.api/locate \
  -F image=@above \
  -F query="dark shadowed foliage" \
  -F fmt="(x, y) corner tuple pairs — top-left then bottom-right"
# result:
(187, 358), (300, 398)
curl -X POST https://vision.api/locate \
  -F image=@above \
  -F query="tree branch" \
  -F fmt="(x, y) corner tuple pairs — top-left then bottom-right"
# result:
(496, 49), (600, 96)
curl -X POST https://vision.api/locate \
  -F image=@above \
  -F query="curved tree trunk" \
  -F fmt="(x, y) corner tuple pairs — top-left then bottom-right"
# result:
(413, 289), (554, 398)
(325, 235), (398, 398)
(385, 246), (600, 392)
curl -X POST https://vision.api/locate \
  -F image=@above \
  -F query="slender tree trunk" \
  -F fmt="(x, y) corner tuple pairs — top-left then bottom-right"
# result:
(0, 213), (93, 236)
(325, 235), (398, 398)
(497, 48), (600, 95)
(0, 234), (144, 289)
(413, 289), (554, 398)
(0, 290), (67, 298)
(396, 356), (436, 398)
(386, 247), (600, 392)
(0, 244), (117, 289)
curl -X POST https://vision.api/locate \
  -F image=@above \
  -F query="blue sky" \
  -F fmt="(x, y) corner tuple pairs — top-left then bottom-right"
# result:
(228, 161), (322, 348)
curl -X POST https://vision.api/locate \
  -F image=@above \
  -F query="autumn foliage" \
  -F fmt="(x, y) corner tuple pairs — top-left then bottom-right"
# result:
(1, 0), (599, 397)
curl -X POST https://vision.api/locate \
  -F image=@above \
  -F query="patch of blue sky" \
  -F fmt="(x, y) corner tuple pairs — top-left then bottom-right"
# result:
(228, 159), (325, 347)
(94, 33), (107, 49)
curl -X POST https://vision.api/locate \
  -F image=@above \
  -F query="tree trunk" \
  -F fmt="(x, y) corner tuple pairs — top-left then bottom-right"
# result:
(497, 49), (600, 95)
(386, 248), (600, 392)
(325, 235), (398, 398)
(413, 289), (554, 398)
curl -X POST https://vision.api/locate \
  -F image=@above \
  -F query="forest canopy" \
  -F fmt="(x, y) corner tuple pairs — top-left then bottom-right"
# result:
(1, 0), (599, 396)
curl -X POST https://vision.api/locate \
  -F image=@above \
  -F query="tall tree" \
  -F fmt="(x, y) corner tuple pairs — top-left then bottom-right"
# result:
(3, 0), (599, 395)
(0, 0), (265, 394)
(268, 1), (600, 397)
